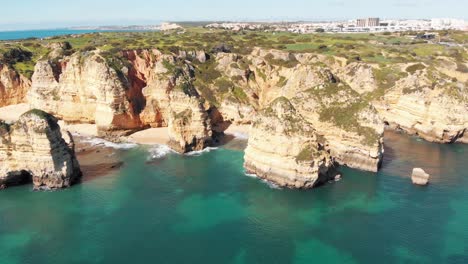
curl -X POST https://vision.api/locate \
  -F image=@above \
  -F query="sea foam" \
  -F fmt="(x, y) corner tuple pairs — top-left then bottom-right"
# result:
(148, 144), (176, 159)
(80, 137), (138, 149)
(228, 132), (249, 140)
(244, 172), (282, 190)
(185, 147), (218, 156)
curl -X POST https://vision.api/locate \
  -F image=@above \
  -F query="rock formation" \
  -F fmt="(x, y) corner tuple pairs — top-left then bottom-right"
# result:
(244, 97), (336, 188)
(411, 168), (430, 186)
(0, 109), (82, 190)
(27, 51), (144, 135)
(0, 41), (465, 189)
(0, 64), (31, 107)
(373, 63), (467, 144)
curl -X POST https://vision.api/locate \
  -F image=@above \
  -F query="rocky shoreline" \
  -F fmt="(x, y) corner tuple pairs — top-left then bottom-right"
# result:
(1, 39), (466, 189)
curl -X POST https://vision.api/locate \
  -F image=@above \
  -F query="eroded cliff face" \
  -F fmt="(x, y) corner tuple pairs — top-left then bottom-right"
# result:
(225, 49), (384, 172)
(2, 45), (465, 186)
(244, 97), (336, 188)
(372, 63), (468, 143)
(27, 51), (144, 135)
(0, 64), (31, 107)
(141, 54), (223, 152)
(0, 110), (81, 190)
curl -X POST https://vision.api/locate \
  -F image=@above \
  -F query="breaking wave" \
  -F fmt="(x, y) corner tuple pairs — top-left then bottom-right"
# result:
(244, 172), (282, 190)
(185, 147), (218, 156)
(148, 144), (176, 159)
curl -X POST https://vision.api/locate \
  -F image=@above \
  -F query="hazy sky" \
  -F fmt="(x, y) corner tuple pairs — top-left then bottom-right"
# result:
(1, 0), (466, 30)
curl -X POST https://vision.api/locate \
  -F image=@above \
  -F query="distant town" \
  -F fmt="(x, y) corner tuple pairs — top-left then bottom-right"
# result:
(205, 18), (467, 33)
(71, 18), (467, 35)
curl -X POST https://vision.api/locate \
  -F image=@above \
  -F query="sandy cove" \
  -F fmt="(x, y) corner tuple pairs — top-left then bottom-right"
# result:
(0, 104), (251, 145)
(127, 124), (250, 145)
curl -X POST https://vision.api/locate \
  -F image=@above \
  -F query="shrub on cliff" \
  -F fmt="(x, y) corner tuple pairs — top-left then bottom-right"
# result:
(2, 48), (33, 65)
(22, 109), (59, 130)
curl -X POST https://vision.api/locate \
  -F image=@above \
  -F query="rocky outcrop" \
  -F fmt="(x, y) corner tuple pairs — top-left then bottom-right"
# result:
(373, 64), (467, 143)
(0, 109), (82, 190)
(0, 64), (31, 107)
(141, 55), (223, 153)
(237, 49), (384, 172)
(292, 84), (384, 172)
(244, 97), (336, 189)
(27, 51), (144, 135)
(167, 91), (214, 153)
(412, 168), (430, 186)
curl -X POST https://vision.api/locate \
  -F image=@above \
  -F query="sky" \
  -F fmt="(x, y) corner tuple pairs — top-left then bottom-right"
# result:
(1, 0), (467, 30)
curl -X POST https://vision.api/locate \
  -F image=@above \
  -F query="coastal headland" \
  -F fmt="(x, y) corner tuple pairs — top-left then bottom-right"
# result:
(0, 26), (466, 189)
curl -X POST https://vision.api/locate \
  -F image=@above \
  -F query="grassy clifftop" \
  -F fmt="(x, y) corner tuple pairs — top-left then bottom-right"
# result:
(0, 26), (466, 80)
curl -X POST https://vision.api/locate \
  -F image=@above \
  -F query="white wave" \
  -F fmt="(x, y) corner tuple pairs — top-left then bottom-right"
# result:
(263, 179), (282, 190)
(228, 132), (249, 140)
(244, 172), (282, 190)
(185, 147), (218, 156)
(245, 172), (258, 178)
(80, 137), (137, 149)
(148, 144), (176, 159)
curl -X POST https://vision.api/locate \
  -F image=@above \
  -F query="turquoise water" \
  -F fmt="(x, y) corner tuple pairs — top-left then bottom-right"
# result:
(1, 132), (468, 264)
(0, 29), (156, 41)
(0, 29), (104, 40)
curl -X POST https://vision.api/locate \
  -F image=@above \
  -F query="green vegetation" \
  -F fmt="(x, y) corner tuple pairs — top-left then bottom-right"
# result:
(277, 76), (288, 87)
(264, 53), (299, 68)
(232, 87), (248, 103)
(372, 66), (408, 97)
(0, 27), (465, 82)
(406, 63), (426, 74)
(295, 145), (317, 162)
(22, 109), (59, 130)
(318, 102), (380, 146)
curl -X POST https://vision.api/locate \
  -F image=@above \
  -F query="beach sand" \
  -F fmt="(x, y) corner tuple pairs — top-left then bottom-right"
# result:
(128, 124), (251, 145)
(128, 127), (170, 145)
(58, 122), (98, 137)
(0, 103), (31, 123)
(0, 104), (251, 143)
(0, 104), (99, 137)
(225, 124), (250, 138)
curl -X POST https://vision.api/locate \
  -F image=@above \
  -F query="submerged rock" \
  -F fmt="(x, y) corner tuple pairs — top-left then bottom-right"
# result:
(0, 109), (82, 190)
(411, 168), (430, 186)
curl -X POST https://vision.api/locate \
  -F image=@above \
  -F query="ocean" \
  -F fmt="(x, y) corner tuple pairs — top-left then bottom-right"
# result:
(0, 29), (155, 41)
(0, 131), (467, 264)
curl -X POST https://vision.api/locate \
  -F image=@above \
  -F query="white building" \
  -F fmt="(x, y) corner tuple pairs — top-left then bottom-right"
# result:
(431, 18), (467, 30)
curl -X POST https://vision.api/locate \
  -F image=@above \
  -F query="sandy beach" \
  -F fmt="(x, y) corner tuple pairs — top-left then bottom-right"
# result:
(128, 124), (251, 145)
(128, 127), (170, 145)
(58, 122), (99, 137)
(0, 104), (251, 144)
(225, 124), (250, 138)
(0, 103), (31, 123)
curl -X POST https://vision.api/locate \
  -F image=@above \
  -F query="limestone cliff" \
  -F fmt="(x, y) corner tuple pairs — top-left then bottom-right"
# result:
(0, 109), (82, 190)
(27, 51), (144, 135)
(142, 55), (220, 152)
(244, 97), (336, 188)
(372, 63), (468, 143)
(0, 64), (31, 107)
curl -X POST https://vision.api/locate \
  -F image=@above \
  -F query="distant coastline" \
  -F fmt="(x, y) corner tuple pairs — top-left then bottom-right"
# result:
(0, 27), (160, 41)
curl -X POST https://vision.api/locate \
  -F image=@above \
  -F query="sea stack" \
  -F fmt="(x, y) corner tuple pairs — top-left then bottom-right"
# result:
(411, 168), (430, 186)
(244, 97), (336, 189)
(0, 109), (82, 190)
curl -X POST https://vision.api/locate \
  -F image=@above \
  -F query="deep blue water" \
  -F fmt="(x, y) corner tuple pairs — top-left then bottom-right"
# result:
(0, 132), (467, 264)
(0, 29), (156, 41)
(0, 29), (105, 40)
